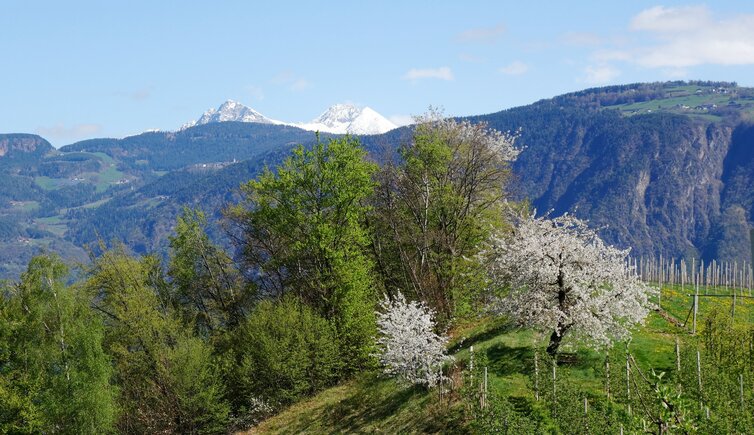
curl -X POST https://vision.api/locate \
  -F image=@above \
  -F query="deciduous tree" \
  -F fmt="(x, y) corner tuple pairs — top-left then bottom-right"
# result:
(375, 291), (452, 387)
(226, 136), (378, 370)
(488, 212), (653, 356)
(370, 112), (519, 322)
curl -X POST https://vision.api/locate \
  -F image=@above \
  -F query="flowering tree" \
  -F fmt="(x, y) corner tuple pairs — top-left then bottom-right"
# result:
(369, 111), (520, 323)
(488, 212), (654, 356)
(375, 292), (453, 387)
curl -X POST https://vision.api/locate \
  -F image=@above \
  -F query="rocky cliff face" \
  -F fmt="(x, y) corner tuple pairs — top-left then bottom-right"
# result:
(0, 134), (53, 157)
(473, 106), (751, 262)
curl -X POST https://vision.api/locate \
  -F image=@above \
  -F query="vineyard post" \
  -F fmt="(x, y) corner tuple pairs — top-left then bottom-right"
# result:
(626, 351), (631, 416)
(534, 350), (539, 401)
(740, 373), (744, 409)
(750, 228), (754, 295)
(697, 350), (703, 411)
(732, 293), (737, 318)
(552, 358), (557, 398)
(605, 355), (610, 400)
(482, 367), (488, 409)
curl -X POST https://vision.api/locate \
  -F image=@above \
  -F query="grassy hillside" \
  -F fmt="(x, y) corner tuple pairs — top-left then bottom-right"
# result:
(248, 282), (754, 434)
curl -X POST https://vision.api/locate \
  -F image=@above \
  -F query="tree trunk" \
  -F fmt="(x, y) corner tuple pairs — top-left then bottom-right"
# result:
(547, 329), (563, 357)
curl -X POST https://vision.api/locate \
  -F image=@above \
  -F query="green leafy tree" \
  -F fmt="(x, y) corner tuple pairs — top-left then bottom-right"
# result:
(370, 112), (519, 322)
(229, 296), (342, 413)
(84, 247), (229, 434)
(168, 207), (253, 336)
(227, 136), (378, 369)
(0, 254), (116, 434)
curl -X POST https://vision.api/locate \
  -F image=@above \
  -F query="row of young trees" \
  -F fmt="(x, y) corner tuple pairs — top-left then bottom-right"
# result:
(0, 111), (657, 433)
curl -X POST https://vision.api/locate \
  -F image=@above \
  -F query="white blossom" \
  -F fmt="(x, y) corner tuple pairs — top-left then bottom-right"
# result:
(413, 110), (521, 162)
(487, 212), (655, 355)
(375, 292), (453, 387)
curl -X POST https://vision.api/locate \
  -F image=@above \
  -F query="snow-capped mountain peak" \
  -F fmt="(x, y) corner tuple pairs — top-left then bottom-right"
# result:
(299, 104), (397, 135)
(181, 100), (282, 129)
(180, 101), (397, 135)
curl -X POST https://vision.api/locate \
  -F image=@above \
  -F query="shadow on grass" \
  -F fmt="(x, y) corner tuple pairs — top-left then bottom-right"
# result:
(449, 320), (517, 354)
(487, 343), (535, 376)
(321, 376), (425, 433)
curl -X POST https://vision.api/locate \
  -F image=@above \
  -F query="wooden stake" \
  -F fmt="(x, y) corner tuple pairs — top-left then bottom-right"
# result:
(626, 352), (631, 416)
(605, 356), (611, 400)
(697, 350), (703, 410)
(534, 351), (539, 401)
(741, 373), (745, 408)
(482, 367), (488, 409)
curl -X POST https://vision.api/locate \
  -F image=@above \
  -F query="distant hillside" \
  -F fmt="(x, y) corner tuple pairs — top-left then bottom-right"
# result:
(61, 122), (329, 171)
(0, 81), (753, 279)
(470, 80), (754, 262)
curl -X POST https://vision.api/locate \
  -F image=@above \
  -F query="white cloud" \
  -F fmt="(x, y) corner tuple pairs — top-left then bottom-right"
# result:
(388, 115), (414, 127)
(457, 23), (505, 43)
(36, 123), (103, 143)
(402, 67), (454, 81)
(583, 65), (621, 84)
(661, 67), (689, 79)
(630, 5), (710, 32)
(629, 6), (754, 68)
(499, 60), (529, 75)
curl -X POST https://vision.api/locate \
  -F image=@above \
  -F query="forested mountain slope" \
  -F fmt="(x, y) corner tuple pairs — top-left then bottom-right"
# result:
(0, 81), (752, 278)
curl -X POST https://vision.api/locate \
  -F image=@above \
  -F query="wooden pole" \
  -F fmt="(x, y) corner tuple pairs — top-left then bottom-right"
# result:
(692, 287), (698, 335)
(553, 358), (557, 398)
(482, 367), (488, 409)
(697, 350), (703, 410)
(740, 373), (745, 408)
(733, 293), (737, 318)
(675, 336), (681, 372)
(605, 355), (611, 400)
(534, 351), (539, 401)
(626, 352), (631, 416)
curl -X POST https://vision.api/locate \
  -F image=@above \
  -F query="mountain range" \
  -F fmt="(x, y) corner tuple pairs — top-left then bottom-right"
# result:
(0, 80), (752, 279)
(181, 100), (398, 135)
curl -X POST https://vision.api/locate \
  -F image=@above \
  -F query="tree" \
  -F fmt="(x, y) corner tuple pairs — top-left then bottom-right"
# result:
(229, 296), (342, 413)
(370, 112), (519, 322)
(84, 247), (229, 433)
(374, 291), (452, 387)
(488, 212), (653, 356)
(168, 207), (252, 336)
(0, 254), (117, 434)
(226, 136), (378, 369)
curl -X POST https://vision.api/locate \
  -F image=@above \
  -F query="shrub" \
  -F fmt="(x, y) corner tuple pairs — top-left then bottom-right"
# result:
(231, 296), (342, 410)
(375, 292), (452, 387)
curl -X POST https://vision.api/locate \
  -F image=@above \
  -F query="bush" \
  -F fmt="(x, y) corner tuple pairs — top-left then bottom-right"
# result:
(375, 292), (452, 387)
(230, 296), (343, 410)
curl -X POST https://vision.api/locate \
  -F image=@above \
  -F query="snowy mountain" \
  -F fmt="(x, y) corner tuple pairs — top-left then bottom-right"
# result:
(181, 101), (397, 134)
(181, 100), (283, 129)
(297, 104), (397, 135)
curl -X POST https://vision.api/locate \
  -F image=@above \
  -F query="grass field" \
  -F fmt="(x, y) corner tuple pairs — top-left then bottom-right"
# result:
(249, 280), (754, 433)
(34, 151), (126, 192)
(602, 83), (754, 121)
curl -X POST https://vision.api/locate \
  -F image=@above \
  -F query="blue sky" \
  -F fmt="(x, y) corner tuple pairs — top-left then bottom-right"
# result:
(3, 1), (754, 146)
